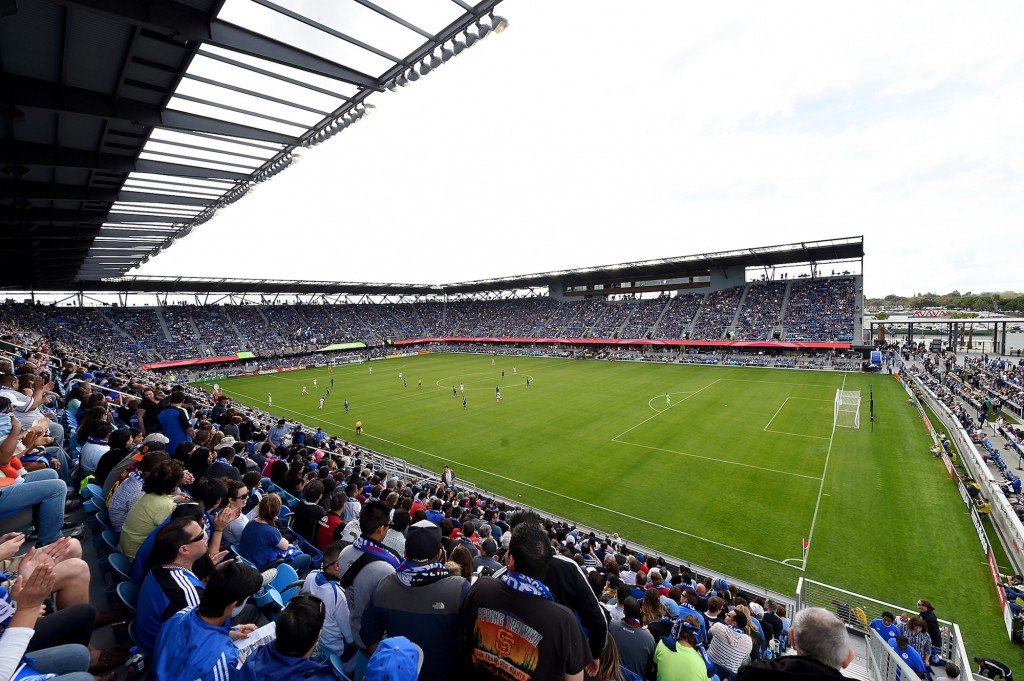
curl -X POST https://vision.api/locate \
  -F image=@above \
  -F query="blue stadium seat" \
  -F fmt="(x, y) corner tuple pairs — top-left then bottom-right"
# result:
(116, 580), (139, 614)
(101, 529), (120, 554)
(108, 552), (133, 583)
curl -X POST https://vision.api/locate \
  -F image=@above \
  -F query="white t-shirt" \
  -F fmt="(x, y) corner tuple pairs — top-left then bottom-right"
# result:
(80, 441), (110, 474)
(302, 571), (352, 655)
(0, 388), (41, 430)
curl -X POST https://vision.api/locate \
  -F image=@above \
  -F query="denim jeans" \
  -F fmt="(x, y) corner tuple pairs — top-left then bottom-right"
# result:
(24, 643), (92, 680)
(47, 421), (65, 449)
(0, 468), (67, 544)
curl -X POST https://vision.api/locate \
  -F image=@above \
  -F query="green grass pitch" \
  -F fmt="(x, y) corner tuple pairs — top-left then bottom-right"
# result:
(206, 352), (1014, 659)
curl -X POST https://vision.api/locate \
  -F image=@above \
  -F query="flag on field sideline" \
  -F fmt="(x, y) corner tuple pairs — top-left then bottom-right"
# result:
(666, 394), (671, 407)
(802, 538), (809, 550)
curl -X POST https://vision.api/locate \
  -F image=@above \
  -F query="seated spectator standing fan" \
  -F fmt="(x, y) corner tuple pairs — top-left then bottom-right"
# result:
(834, 390), (861, 429)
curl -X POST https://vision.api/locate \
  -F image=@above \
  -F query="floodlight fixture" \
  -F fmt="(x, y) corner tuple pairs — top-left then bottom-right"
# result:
(477, 20), (491, 40)
(429, 52), (442, 69)
(363, 103), (376, 117)
(396, 72), (408, 87)
(491, 14), (509, 33)
(407, 66), (420, 82)
(419, 59), (431, 76)
(452, 38), (466, 56)
(441, 44), (454, 62)
(385, 78), (398, 92)
(465, 28), (478, 48)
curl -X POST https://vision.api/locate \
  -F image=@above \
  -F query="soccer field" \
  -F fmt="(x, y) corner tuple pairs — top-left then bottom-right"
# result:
(208, 352), (1011, 657)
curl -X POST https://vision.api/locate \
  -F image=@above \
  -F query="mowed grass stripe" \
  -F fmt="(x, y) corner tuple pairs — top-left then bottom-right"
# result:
(208, 355), (1017, 662)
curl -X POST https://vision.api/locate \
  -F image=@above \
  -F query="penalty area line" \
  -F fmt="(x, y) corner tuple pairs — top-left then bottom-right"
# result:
(614, 440), (822, 481)
(613, 379), (721, 440)
(223, 386), (798, 571)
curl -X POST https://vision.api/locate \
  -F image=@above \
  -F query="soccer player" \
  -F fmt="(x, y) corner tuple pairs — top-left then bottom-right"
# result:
(344, 399), (349, 413)
(398, 372), (402, 380)
(666, 393), (671, 408)
(268, 392), (272, 406)
(459, 383), (464, 393)
(301, 385), (308, 395)
(463, 395), (467, 410)
(369, 366), (372, 375)
(496, 386), (502, 402)
(513, 367), (517, 375)
(355, 420), (363, 435)
(319, 396), (325, 410)
(403, 377), (407, 388)
(313, 378), (317, 388)
(501, 370), (505, 378)
(453, 386), (457, 397)
(326, 388), (330, 397)
(526, 376), (531, 388)
(330, 377), (334, 387)
(417, 379), (422, 389)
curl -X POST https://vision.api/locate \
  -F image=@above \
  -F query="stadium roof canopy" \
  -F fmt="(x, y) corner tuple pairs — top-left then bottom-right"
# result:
(0, 0), (506, 289)
(22, 235), (865, 296)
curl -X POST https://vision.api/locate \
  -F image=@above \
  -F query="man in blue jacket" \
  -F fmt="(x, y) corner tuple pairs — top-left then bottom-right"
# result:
(152, 561), (263, 681)
(238, 595), (343, 681)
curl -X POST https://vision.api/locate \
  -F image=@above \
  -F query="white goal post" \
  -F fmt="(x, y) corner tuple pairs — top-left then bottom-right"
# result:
(835, 390), (861, 429)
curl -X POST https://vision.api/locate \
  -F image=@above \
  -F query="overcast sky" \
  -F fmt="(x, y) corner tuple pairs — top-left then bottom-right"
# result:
(132, 1), (1024, 299)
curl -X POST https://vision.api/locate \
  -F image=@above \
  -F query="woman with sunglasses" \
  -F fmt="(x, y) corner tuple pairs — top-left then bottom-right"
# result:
(219, 479), (250, 549)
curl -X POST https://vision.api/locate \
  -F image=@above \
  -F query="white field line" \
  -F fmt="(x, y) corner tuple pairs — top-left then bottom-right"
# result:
(613, 440), (822, 481)
(764, 397), (791, 432)
(763, 430), (830, 440)
(221, 383), (800, 570)
(803, 375), (845, 570)
(222, 368), (815, 569)
(611, 379), (722, 441)
(763, 396), (833, 433)
(718, 377), (848, 389)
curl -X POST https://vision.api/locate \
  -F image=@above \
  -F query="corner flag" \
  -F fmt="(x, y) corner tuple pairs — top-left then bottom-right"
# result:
(666, 394), (671, 407)
(802, 538), (809, 551)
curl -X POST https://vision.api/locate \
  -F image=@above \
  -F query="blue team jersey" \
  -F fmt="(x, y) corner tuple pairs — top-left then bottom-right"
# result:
(869, 619), (900, 642)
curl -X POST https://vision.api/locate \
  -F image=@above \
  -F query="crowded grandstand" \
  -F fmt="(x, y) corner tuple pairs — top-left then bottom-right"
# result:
(2, 1), (1021, 680)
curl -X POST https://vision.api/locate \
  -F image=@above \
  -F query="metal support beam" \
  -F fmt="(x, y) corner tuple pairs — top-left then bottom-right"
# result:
(1, 73), (298, 145)
(51, 0), (381, 90)
(0, 142), (247, 180)
(0, 180), (215, 206)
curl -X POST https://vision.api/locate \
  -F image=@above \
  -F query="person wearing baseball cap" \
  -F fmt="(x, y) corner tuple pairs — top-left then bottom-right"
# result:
(361, 520), (470, 681)
(100, 432), (168, 500)
(365, 637), (423, 681)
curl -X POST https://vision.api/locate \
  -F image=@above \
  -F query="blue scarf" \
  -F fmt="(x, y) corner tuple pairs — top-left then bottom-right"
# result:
(658, 618), (715, 675)
(498, 570), (554, 601)
(396, 561), (449, 587)
(353, 536), (401, 570)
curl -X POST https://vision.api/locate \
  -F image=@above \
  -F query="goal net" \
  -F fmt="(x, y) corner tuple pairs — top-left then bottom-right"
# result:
(835, 390), (861, 429)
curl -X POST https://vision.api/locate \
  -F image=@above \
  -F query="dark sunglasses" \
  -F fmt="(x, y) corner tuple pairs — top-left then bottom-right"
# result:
(186, 529), (206, 544)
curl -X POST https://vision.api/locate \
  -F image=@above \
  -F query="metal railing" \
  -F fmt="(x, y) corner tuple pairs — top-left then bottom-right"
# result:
(906, 371), (1024, 578)
(347, 444), (797, 608)
(864, 628), (930, 681)
(796, 577), (969, 676)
